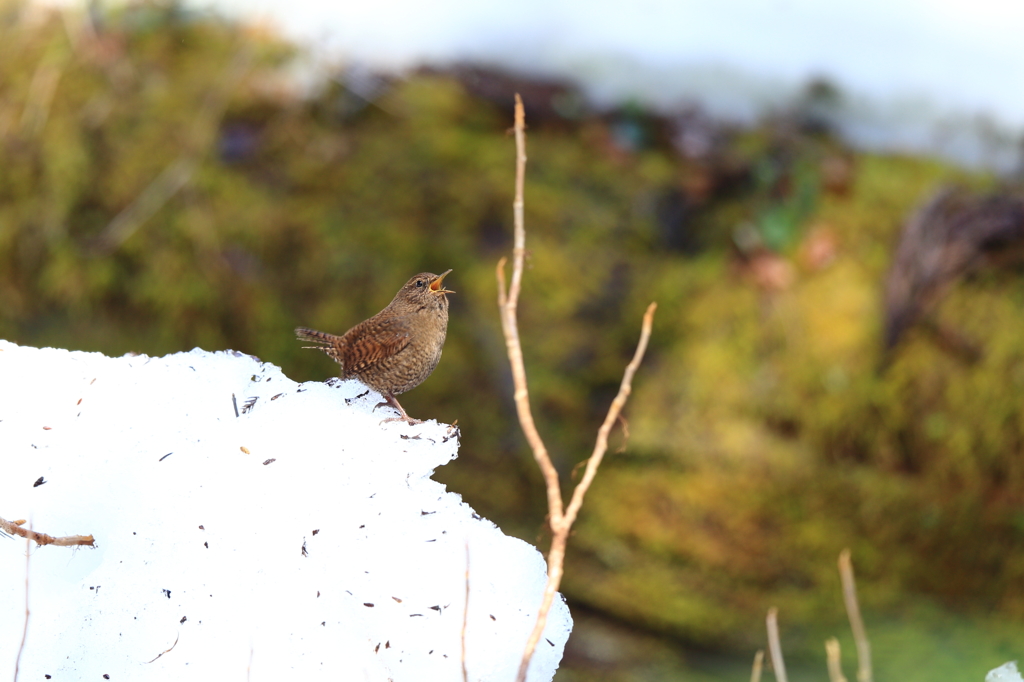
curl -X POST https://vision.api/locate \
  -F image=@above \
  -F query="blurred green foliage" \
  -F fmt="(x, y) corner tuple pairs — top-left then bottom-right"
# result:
(3, 1), (1024, 676)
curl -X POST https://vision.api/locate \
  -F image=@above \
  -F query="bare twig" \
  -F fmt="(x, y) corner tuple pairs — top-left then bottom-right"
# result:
(839, 549), (873, 682)
(495, 102), (561, 525)
(750, 649), (764, 682)
(766, 607), (788, 682)
(498, 94), (657, 682)
(826, 637), (848, 682)
(461, 541), (470, 682)
(14, 536), (30, 682)
(0, 515), (94, 547)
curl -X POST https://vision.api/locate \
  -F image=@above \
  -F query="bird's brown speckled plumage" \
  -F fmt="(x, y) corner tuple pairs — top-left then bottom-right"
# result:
(296, 270), (453, 423)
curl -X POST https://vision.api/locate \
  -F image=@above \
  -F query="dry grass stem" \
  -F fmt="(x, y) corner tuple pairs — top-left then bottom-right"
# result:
(498, 95), (656, 682)
(766, 607), (788, 682)
(839, 549), (873, 682)
(145, 633), (180, 663)
(14, 537), (30, 682)
(0, 515), (95, 547)
(825, 637), (848, 682)
(750, 649), (764, 682)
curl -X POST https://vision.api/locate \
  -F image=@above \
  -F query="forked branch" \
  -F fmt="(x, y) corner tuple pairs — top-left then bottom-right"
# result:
(497, 93), (657, 682)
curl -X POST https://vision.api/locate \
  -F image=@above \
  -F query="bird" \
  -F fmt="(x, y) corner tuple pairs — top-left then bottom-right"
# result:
(296, 270), (453, 424)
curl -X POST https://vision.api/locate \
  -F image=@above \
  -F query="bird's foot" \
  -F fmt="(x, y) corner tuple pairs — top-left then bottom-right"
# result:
(379, 415), (423, 425)
(374, 395), (420, 425)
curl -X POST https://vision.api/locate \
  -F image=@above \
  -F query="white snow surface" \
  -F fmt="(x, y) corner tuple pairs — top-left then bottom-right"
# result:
(0, 341), (571, 681)
(989, 662), (1024, 682)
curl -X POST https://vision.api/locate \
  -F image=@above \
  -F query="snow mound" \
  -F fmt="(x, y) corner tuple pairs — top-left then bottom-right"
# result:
(989, 662), (1023, 682)
(0, 341), (571, 681)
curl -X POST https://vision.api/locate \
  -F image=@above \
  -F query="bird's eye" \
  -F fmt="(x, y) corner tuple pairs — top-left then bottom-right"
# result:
(416, 280), (425, 287)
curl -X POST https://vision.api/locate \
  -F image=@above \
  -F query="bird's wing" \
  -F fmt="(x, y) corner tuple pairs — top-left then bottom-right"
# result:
(344, 316), (413, 374)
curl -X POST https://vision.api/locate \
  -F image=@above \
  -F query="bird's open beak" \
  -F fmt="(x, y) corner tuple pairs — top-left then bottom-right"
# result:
(430, 269), (454, 294)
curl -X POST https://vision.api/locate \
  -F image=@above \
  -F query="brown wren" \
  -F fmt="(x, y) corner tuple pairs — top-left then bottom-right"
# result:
(296, 270), (453, 424)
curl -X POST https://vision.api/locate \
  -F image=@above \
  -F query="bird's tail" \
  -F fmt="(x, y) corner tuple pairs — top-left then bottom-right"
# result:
(295, 327), (345, 367)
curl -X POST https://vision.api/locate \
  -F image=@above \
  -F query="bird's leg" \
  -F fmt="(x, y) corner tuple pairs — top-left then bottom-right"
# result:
(376, 393), (422, 425)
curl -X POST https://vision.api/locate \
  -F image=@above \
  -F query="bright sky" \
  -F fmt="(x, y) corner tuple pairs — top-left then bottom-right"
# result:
(201, 0), (1024, 128)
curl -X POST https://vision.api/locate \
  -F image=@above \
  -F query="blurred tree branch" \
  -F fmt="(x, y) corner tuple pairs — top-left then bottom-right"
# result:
(840, 549), (873, 682)
(89, 41), (254, 255)
(766, 607), (788, 682)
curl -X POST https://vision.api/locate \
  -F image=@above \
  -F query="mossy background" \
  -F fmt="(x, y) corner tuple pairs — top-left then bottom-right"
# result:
(3, 2), (1024, 679)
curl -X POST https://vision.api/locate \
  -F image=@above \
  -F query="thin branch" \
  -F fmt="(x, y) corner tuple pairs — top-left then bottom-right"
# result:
(14, 536), (30, 682)
(839, 549), (873, 682)
(495, 94), (562, 524)
(0, 516), (94, 547)
(825, 637), (848, 682)
(750, 649), (764, 682)
(509, 93), (528, 312)
(766, 607), (788, 682)
(500, 94), (656, 682)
